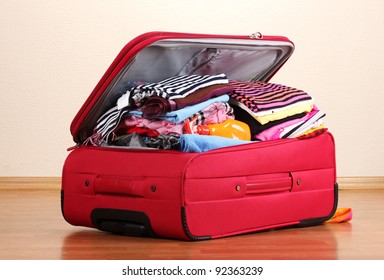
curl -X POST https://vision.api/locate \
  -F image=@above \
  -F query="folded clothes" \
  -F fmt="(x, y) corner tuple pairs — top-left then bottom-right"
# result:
(121, 115), (185, 136)
(254, 101), (313, 125)
(91, 74), (229, 145)
(109, 133), (147, 148)
(142, 84), (233, 118)
(186, 102), (234, 128)
(179, 134), (250, 153)
(111, 81), (148, 97)
(129, 95), (230, 124)
(117, 73), (229, 110)
(124, 126), (160, 137)
(87, 76), (327, 148)
(283, 117), (324, 139)
(145, 134), (180, 150)
(254, 106), (325, 141)
(230, 97), (313, 126)
(297, 127), (327, 139)
(230, 98), (306, 138)
(229, 80), (313, 114)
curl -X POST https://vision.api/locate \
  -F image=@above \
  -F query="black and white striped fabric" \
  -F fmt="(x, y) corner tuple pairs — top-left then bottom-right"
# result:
(93, 106), (130, 144)
(91, 73), (229, 145)
(118, 73), (229, 109)
(135, 73), (228, 100)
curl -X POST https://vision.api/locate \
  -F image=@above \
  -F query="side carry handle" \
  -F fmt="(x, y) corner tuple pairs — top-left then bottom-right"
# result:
(246, 175), (293, 195)
(94, 176), (145, 197)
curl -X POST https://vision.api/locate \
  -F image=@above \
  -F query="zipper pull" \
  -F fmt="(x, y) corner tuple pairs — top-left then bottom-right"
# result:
(249, 32), (263, 39)
(67, 143), (80, 151)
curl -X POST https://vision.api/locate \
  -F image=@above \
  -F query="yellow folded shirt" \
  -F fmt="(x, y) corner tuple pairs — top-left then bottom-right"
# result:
(254, 102), (313, 125)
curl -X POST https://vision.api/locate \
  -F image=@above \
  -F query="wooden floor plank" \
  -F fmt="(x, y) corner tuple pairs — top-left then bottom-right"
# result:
(0, 188), (383, 260)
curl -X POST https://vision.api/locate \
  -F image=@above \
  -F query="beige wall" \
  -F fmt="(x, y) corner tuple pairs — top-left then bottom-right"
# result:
(1, 0), (383, 177)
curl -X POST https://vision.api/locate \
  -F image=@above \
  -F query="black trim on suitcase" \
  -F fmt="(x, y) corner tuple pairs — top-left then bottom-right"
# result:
(60, 190), (71, 225)
(297, 183), (339, 227)
(60, 190), (65, 218)
(90, 208), (157, 237)
(181, 207), (211, 241)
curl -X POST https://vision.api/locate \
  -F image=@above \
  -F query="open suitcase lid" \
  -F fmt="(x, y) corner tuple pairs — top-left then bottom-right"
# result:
(71, 31), (295, 144)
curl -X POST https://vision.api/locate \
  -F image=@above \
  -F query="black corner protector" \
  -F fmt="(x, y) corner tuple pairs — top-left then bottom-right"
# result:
(298, 183), (339, 227)
(60, 190), (70, 224)
(60, 190), (64, 216)
(181, 207), (211, 241)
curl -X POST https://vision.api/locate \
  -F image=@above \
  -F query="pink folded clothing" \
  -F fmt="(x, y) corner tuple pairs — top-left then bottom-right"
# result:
(254, 106), (325, 141)
(114, 102), (234, 137)
(325, 208), (352, 223)
(123, 115), (185, 136)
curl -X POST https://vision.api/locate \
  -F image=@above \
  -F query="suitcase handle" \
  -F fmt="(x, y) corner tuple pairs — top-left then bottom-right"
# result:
(246, 176), (292, 195)
(94, 176), (145, 197)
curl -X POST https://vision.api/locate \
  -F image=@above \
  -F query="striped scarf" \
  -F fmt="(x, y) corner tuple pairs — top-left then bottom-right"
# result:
(88, 74), (229, 145)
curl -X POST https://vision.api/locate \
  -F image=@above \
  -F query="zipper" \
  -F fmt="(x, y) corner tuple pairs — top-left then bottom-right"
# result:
(67, 143), (80, 151)
(249, 32), (263, 39)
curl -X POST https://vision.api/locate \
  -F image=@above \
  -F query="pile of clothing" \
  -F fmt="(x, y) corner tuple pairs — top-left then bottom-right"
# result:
(229, 80), (326, 141)
(85, 73), (326, 152)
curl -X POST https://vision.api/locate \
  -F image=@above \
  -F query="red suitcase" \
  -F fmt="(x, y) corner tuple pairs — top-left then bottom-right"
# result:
(61, 31), (338, 240)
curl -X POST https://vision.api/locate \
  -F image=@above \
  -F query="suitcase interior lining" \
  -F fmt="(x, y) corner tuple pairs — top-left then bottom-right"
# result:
(78, 39), (294, 143)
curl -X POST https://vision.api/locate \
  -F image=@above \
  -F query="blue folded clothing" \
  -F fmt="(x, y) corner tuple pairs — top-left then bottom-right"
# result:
(129, 95), (230, 123)
(180, 134), (250, 153)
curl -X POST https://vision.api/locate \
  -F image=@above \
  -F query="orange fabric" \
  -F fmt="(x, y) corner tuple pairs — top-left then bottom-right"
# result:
(325, 208), (352, 223)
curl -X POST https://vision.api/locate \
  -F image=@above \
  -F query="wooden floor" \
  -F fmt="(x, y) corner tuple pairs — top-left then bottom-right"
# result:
(0, 188), (383, 260)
